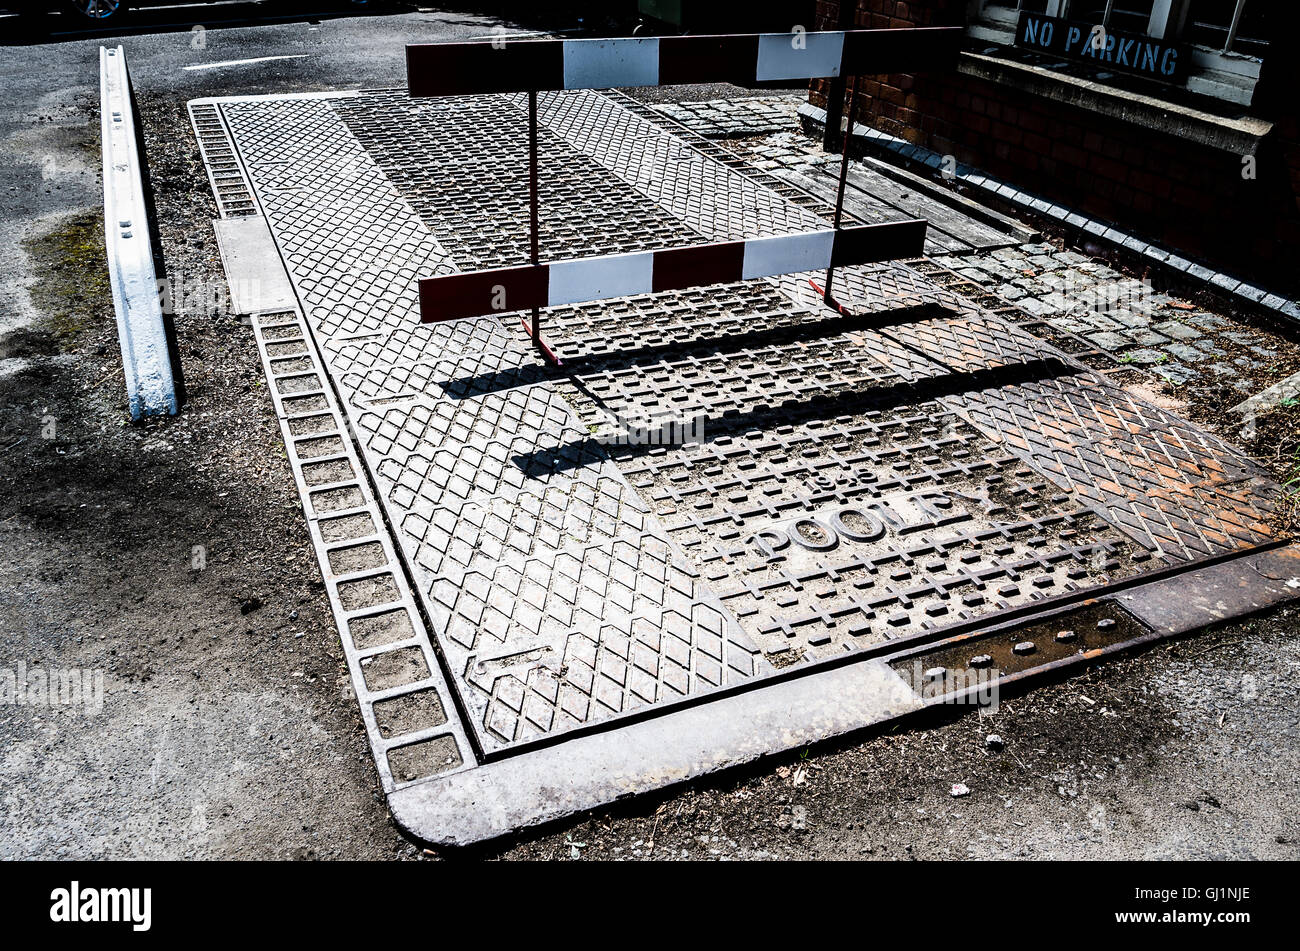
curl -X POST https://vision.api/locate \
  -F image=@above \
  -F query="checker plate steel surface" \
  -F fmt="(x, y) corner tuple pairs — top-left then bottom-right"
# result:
(191, 88), (1290, 836)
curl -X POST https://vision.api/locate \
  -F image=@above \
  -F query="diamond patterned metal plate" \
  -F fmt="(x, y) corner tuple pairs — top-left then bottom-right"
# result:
(202, 91), (769, 754)
(194, 86), (1286, 774)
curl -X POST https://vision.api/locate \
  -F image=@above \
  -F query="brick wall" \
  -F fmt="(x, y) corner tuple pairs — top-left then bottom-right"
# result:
(812, 1), (1300, 294)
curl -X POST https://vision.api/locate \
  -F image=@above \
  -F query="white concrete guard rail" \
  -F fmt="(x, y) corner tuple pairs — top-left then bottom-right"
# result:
(101, 45), (179, 419)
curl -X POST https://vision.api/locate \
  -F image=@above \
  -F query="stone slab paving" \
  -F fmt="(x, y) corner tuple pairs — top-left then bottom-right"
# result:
(651, 96), (802, 139)
(920, 246), (1282, 390)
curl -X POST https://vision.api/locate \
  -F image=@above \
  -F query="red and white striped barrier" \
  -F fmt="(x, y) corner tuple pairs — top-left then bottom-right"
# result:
(407, 28), (961, 96)
(418, 220), (926, 323)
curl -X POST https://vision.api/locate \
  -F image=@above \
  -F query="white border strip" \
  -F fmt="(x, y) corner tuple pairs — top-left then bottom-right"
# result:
(742, 230), (835, 279)
(538, 231), (839, 308)
(548, 250), (655, 306)
(562, 38), (660, 90)
(756, 31), (845, 82)
(182, 54), (309, 71)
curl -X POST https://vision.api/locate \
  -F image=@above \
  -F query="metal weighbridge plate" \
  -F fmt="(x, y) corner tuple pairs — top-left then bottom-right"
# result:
(188, 87), (1297, 846)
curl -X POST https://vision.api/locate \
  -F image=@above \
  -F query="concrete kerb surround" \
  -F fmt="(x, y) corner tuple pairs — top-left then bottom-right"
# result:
(390, 545), (1300, 848)
(190, 86), (1299, 847)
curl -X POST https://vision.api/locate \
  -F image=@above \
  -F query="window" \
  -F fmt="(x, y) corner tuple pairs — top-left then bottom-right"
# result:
(1069, 2), (1157, 35)
(967, 1), (1060, 45)
(968, 0), (1268, 104)
(1184, 0), (1269, 56)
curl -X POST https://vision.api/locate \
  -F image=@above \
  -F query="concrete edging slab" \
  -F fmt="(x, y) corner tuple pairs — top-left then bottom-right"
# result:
(100, 46), (179, 420)
(391, 545), (1299, 848)
(212, 216), (298, 315)
(389, 657), (922, 847)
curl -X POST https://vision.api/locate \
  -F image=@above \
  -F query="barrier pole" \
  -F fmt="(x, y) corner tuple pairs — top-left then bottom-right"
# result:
(824, 74), (859, 305)
(821, 0), (861, 151)
(527, 91), (545, 354)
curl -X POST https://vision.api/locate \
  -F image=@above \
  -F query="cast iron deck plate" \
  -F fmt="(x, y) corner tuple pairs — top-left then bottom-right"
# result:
(189, 88), (1297, 845)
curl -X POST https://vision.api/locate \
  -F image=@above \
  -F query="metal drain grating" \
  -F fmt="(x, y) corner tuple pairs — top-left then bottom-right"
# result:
(205, 92), (768, 754)
(187, 101), (256, 218)
(246, 308), (473, 790)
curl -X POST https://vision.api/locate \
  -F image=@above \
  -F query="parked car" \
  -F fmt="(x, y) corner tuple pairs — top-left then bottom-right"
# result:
(11, 0), (138, 23)
(8, 0), (376, 27)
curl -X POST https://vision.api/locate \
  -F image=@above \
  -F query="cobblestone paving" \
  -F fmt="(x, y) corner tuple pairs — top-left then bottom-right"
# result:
(651, 96), (801, 139)
(919, 248), (1285, 392)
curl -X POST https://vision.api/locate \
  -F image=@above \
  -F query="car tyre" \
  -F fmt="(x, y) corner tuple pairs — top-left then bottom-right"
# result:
(64, 0), (131, 24)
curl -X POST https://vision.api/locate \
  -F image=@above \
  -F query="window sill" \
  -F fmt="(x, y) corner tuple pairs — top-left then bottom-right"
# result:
(957, 50), (1273, 155)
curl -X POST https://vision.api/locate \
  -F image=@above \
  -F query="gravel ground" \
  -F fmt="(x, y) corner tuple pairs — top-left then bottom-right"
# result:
(1, 9), (1297, 861)
(0, 103), (406, 858)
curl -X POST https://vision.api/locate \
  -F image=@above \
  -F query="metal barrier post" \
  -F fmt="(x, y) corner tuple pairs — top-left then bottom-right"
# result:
(821, 0), (860, 152)
(824, 73), (859, 305)
(526, 90), (545, 356)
